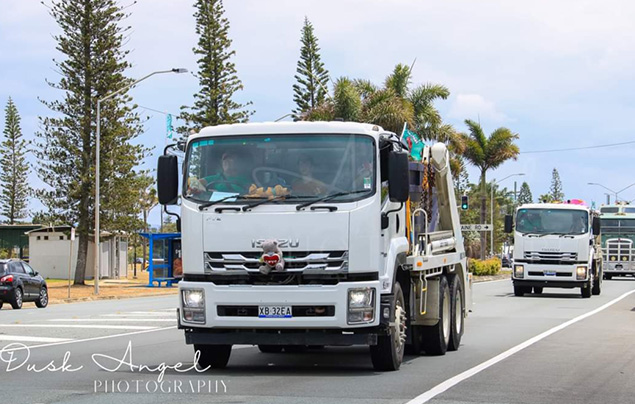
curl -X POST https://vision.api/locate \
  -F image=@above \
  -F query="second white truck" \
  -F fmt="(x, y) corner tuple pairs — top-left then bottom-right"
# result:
(505, 202), (602, 298)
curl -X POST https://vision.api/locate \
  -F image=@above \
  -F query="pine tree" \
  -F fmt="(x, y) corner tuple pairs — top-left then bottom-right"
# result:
(1, 98), (30, 224)
(549, 168), (564, 202)
(180, 0), (253, 131)
(517, 182), (533, 205)
(36, 0), (148, 285)
(292, 17), (330, 118)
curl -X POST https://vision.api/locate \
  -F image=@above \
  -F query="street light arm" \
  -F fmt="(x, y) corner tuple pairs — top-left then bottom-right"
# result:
(588, 182), (616, 194)
(99, 69), (186, 103)
(617, 182), (635, 195)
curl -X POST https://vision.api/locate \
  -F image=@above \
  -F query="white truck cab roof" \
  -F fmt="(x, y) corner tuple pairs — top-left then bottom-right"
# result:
(191, 121), (387, 141)
(517, 203), (590, 211)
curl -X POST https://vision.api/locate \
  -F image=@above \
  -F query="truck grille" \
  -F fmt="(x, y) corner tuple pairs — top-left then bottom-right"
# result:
(524, 251), (578, 264)
(604, 239), (633, 263)
(204, 250), (348, 273)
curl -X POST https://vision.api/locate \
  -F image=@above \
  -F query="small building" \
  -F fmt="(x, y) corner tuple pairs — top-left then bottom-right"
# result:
(0, 224), (42, 259)
(27, 226), (128, 280)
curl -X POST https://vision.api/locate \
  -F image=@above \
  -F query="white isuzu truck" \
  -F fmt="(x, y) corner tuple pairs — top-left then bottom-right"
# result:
(157, 121), (470, 371)
(505, 203), (602, 298)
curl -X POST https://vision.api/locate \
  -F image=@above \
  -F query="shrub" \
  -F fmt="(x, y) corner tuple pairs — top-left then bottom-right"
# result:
(468, 258), (502, 276)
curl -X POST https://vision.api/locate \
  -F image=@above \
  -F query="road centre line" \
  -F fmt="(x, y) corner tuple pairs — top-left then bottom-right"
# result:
(0, 324), (158, 330)
(405, 288), (635, 404)
(48, 318), (175, 322)
(0, 335), (74, 343)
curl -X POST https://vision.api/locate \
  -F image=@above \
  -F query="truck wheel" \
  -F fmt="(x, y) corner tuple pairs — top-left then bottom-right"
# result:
(592, 269), (601, 296)
(405, 325), (423, 355)
(604, 274), (612, 280)
(581, 278), (592, 299)
(194, 344), (232, 369)
(513, 285), (527, 297)
(370, 282), (406, 371)
(421, 275), (451, 356)
(533, 287), (543, 294)
(258, 345), (283, 353)
(0, 301), (3, 310)
(448, 275), (464, 351)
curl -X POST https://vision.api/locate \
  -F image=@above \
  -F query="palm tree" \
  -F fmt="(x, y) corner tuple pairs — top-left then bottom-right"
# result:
(460, 119), (520, 259)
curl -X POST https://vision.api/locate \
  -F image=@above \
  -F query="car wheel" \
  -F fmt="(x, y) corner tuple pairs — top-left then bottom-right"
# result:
(35, 287), (49, 308)
(11, 287), (23, 310)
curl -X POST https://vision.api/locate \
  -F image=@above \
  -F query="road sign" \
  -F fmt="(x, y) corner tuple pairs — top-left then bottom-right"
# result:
(461, 224), (492, 231)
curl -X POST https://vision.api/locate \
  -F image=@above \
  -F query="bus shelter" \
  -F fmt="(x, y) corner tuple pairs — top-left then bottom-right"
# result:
(139, 232), (181, 287)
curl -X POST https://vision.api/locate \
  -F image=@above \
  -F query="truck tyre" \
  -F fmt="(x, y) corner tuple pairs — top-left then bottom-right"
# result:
(604, 274), (612, 280)
(0, 301), (3, 310)
(581, 278), (592, 299)
(370, 282), (406, 371)
(194, 344), (232, 369)
(421, 275), (450, 356)
(405, 325), (423, 355)
(258, 345), (283, 353)
(513, 285), (527, 297)
(533, 287), (543, 294)
(592, 267), (602, 296)
(448, 275), (464, 352)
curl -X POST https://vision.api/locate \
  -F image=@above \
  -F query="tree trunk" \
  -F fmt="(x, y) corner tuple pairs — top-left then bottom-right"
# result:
(480, 171), (486, 260)
(74, 227), (88, 285)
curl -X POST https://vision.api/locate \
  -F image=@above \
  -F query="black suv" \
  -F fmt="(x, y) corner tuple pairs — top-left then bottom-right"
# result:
(0, 259), (48, 310)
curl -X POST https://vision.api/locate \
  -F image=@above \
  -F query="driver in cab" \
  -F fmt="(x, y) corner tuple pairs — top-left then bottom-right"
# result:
(188, 150), (251, 195)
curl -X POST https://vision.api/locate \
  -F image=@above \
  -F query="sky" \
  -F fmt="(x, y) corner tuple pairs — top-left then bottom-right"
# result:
(1, 0), (635, 226)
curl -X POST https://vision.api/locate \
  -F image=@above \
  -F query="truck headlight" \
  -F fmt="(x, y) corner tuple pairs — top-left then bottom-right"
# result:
(182, 289), (205, 324)
(514, 265), (524, 279)
(576, 266), (587, 280)
(348, 288), (375, 324)
(182, 289), (205, 308)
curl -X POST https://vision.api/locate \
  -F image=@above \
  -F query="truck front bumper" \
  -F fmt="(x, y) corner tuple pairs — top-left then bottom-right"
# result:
(603, 261), (635, 275)
(178, 280), (383, 330)
(512, 263), (589, 288)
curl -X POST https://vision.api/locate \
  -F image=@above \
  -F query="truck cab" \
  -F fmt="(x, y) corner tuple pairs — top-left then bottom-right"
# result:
(506, 203), (602, 298)
(599, 204), (635, 279)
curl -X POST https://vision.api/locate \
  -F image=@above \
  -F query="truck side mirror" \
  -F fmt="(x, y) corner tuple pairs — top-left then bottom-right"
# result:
(504, 215), (513, 233)
(388, 150), (409, 203)
(157, 155), (179, 205)
(592, 216), (601, 236)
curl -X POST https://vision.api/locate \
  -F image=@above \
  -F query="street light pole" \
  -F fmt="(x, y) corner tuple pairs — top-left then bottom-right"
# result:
(94, 68), (187, 295)
(491, 173), (525, 256)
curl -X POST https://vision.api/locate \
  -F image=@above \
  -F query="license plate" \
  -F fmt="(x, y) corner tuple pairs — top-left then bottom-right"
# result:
(544, 271), (556, 276)
(258, 305), (292, 318)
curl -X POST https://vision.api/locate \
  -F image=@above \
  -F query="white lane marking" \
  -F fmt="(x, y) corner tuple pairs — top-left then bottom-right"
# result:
(0, 324), (158, 330)
(1, 326), (177, 352)
(48, 318), (175, 322)
(0, 335), (74, 343)
(405, 289), (635, 404)
(473, 278), (509, 285)
(101, 312), (174, 317)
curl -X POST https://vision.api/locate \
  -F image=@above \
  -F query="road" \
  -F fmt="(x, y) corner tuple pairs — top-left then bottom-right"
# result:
(1, 278), (634, 404)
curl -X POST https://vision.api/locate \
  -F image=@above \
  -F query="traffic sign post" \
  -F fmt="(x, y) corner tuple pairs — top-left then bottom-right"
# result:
(461, 224), (492, 231)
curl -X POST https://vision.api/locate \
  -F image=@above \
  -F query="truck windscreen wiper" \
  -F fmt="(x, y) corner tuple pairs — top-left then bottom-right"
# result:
(198, 194), (248, 211)
(242, 195), (312, 211)
(296, 189), (371, 211)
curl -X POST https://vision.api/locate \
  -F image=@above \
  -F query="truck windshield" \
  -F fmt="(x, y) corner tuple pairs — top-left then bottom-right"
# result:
(183, 134), (375, 204)
(516, 209), (589, 235)
(601, 218), (635, 234)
